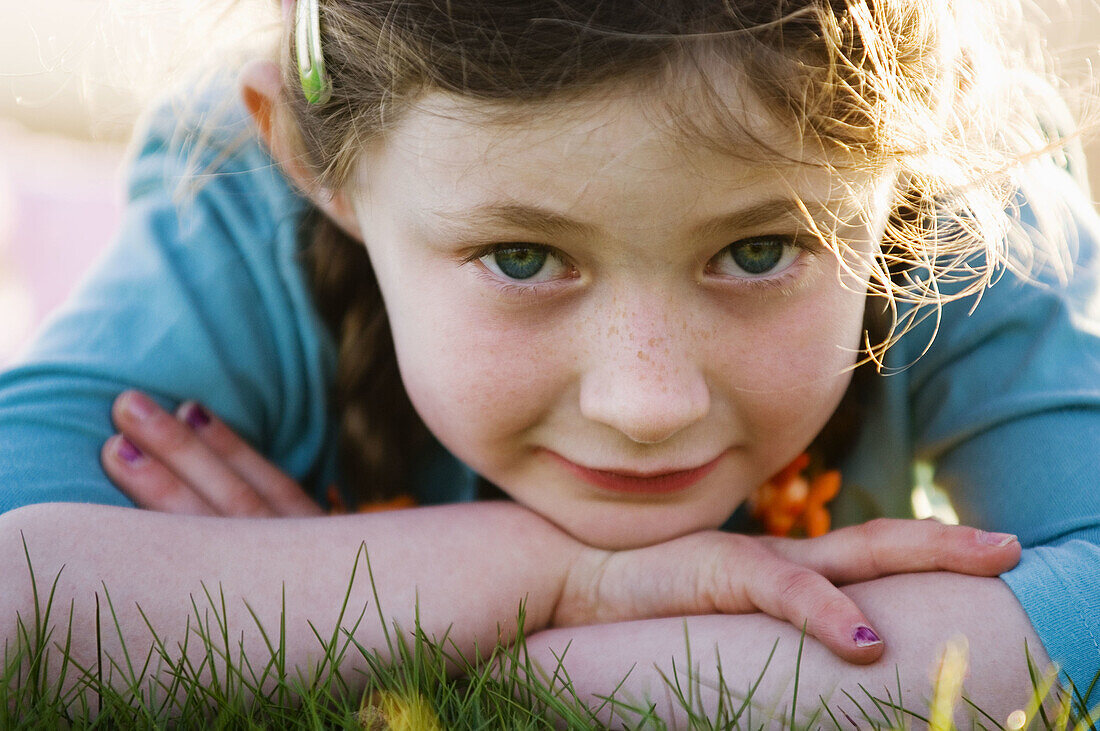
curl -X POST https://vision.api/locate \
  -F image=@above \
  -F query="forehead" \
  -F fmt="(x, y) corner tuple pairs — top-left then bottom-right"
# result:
(372, 71), (808, 171)
(353, 76), (887, 231)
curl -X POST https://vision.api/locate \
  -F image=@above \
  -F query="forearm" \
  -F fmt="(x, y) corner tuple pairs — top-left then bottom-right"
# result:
(524, 572), (1050, 725)
(0, 501), (578, 688)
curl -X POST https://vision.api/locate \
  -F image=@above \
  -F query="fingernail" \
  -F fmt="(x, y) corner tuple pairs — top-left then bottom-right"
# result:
(978, 530), (1017, 547)
(183, 403), (211, 429)
(116, 436), (145, 465)
(123, 392), (157, 421)
(853, 625), (882, 647)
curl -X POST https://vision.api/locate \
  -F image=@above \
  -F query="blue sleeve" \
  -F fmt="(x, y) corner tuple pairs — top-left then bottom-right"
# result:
(0, 97), (339, 512)
(904, 168), (1100, 700)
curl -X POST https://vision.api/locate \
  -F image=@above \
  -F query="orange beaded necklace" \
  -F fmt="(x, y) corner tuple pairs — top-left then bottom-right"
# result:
(327, 484), (416, 514)
(749, 453), (841, 537)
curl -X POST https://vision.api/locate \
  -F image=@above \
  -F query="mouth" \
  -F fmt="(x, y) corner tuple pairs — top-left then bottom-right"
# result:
(546, 450), (726, 495)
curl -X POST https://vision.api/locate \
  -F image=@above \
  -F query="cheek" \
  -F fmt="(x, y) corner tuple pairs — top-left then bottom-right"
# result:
(719, 277), (867, 455)
(781, 282), (867, 383)
(384, 288), (571, 465)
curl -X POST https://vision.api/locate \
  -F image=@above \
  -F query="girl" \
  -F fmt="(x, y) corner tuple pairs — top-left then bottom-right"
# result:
(1, 0), (1098, 721)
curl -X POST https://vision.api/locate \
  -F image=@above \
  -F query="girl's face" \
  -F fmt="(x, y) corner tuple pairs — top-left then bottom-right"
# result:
(351, 84), (894, 550)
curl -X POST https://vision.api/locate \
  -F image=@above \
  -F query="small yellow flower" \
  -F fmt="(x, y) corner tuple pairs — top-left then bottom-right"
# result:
(357, 689), (443, 731)
(929, 636), (969, 731)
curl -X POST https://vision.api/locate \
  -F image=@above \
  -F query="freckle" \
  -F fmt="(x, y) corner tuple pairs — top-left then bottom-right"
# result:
(647, 337), (662, 347)
(637, 350), (649, 361)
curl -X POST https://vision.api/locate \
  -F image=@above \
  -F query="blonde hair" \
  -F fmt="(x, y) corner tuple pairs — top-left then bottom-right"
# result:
(257, 0), (1093, 502)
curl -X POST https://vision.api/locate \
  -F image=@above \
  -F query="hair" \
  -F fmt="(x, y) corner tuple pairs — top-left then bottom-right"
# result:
(254, 0), (1093, 503)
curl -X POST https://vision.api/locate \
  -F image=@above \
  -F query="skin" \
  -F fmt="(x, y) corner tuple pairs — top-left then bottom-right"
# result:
(0, 60), (1048, 721)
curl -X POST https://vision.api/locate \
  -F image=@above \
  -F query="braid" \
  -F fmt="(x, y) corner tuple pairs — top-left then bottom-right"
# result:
(300, 212), (429, 503)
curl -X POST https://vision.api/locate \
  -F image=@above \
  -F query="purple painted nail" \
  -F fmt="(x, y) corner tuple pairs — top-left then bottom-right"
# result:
(183, 403), (211, 429)
(853, 625), (882, 647)
(117, 437), (145, 465)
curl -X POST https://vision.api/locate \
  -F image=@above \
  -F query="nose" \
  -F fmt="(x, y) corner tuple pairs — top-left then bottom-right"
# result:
(579, 312), (710, 445)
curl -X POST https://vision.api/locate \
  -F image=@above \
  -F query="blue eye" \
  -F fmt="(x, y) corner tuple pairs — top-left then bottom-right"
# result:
(731, 239), (783, 273)
(491, 247), (547, 279)
(713, 236), (801, 278)
(478, 245), (571, 283)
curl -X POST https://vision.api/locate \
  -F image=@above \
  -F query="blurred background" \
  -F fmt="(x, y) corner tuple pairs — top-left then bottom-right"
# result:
(1, 0), (1099, 366)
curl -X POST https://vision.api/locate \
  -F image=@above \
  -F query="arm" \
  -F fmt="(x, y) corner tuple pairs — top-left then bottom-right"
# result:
(0, 501), (577, 683)
(0, 498), (1020, 707)
(523, 572), (1049, 726)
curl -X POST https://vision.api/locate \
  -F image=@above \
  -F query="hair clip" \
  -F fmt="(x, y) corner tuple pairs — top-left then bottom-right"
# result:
(295, 0), (332, 104)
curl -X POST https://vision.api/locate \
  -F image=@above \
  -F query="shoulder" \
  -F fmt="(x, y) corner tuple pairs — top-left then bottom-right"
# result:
(125, 76), (305, 247)
(1009, 163), (1100, 289)
(896, 164), (1100, 372)
(0, 79), (338, 513)
(105, 78), (323, 361)
(884, 164), (1100, 457)
(17, 77), (334, 460)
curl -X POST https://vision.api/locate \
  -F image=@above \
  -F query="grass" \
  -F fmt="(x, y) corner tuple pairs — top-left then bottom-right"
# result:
(3, 539), (1099, 730)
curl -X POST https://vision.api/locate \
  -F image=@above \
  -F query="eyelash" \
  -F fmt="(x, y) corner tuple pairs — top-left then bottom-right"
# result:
(461, 244), (575, 301)
(706, 235), (818, 293)
(462, 236), (817, 299)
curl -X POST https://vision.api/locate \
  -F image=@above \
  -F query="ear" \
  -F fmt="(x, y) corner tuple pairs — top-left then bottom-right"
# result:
(238, 59), (363, 241)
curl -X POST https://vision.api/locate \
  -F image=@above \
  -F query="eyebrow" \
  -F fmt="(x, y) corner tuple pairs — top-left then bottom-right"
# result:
(429, 203), (596, 240)
(427, 197), (837, 241)
(691, 198), (837, 239)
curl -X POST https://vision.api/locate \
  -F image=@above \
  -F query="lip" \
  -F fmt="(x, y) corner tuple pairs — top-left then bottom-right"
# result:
(547, 450), (726, 495)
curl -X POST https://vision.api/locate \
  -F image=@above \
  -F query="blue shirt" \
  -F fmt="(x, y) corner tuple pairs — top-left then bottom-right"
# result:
(2, 94), (1099, 699)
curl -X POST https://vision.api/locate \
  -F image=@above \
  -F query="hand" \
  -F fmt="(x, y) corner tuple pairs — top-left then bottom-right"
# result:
(101, 390), (324, 517)
(555, 519), (1021, 664)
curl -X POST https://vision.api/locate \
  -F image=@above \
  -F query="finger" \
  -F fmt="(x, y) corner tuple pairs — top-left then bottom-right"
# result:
(112, 391), (276, 517)
(101, 435), (218, 516)
(175, 401), (323, 517)
(575, 535), (887, 664)
(739, 556), (886, 664)
(762, 518), (1021, 584)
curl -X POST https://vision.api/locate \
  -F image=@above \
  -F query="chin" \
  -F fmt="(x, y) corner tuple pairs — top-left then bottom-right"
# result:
(560, 511), (719, 551)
